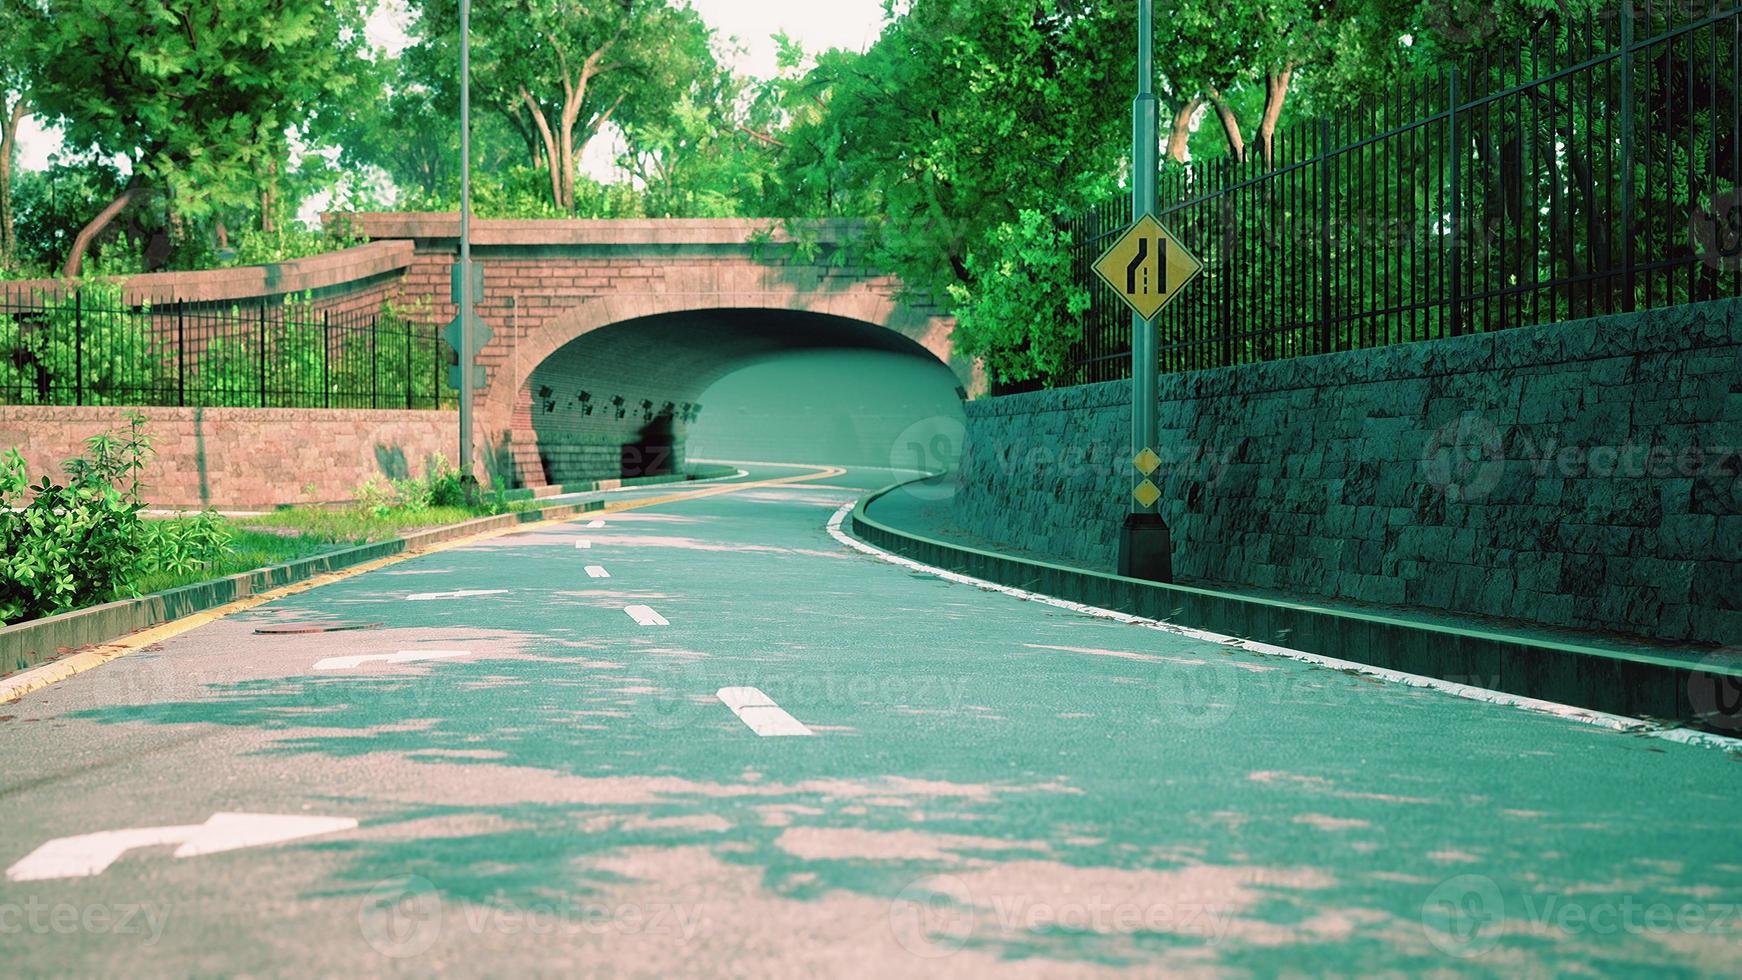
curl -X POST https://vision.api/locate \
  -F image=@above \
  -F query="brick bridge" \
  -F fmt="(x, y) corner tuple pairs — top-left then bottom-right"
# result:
(339, 214), (968, 487)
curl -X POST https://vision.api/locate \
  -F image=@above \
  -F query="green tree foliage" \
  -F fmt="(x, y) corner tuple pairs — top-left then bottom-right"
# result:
(947, 209), (1090, 385)
(618, 51), (786, 218)
(21, 0), (374, 276)
(406, 0), (714, 213)
(775, 0), (1129, 306)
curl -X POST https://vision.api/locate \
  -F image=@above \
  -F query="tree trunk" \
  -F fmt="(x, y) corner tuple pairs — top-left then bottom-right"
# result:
(0, 99), (21, 265)
(1256, 67), (1292, 168)
(1166, 96), (1201, 163)
(62, 183), (143, 278)
(521, 88), (563, 208)
(1206, 87), (1245, 163)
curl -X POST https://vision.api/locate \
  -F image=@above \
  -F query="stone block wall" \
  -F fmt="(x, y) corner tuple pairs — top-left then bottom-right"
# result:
(951, 297), (1742, 646)
(0, 406), (457, 510)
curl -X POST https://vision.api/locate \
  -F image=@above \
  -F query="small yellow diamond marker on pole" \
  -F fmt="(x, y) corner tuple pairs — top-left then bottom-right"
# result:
(1133, 448), (1162, 476)
(1132, 480), (1162, 508)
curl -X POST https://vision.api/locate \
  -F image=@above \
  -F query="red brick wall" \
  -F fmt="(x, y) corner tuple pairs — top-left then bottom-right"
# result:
(0, 406), (457, 510)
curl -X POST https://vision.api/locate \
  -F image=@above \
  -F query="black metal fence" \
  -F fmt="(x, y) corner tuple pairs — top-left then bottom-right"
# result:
(1064, 1), (1742, 386)
(0, 284), (452, 409)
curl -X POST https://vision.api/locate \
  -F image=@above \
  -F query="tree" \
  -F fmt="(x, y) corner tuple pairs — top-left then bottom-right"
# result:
(617, 49), (785, 218)
(408, 0), (713, 214)
(775, 0), (1129, 304)
(22, 0), (373, 276)
(0, 3), (36, 268)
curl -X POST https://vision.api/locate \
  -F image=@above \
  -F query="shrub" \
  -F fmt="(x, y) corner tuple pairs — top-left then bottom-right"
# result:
(946, 209), (1092, 387)
(0, 414), (232, 625)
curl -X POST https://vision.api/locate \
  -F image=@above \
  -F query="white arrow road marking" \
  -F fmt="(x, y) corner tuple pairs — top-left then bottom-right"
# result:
(585, 566), (611, 578)
(717, 687), (814, 737)
(6, 813), (358, 882)
(313, 650), (472, 671)
(406, 589), (509, 602)
(624, 605), (668, 626)
(574, 539), (593, 549)
(586, 520), (606, 528)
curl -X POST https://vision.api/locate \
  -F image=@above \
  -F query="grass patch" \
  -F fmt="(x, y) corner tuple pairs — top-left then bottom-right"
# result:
(235, 502), (534, 542)
(130, 498), (537, 598)
(132, 527), (353, 596)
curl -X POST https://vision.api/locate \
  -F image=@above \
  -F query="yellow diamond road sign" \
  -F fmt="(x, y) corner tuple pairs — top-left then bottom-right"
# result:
(1133, 448), (1162, 476)
(1092, 213), (1203, 321)
(1132, 480), (1162, 508)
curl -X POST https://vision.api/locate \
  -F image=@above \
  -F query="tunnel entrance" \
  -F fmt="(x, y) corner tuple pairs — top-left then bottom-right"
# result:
(517, 308), (966, 487)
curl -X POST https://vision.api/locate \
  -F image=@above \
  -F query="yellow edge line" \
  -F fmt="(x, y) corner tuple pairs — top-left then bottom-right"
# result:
(0, 465), (843, 705)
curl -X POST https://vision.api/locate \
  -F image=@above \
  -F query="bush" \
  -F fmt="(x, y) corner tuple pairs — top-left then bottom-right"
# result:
(0, 414), (232, 625)
(947, 209), (1091, 387)
(355, 453), (470, 517)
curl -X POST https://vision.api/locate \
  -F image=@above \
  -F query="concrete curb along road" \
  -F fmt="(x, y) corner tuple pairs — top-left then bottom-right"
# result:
(843, 480), (1742, 741)
(0, 466), (740, 690)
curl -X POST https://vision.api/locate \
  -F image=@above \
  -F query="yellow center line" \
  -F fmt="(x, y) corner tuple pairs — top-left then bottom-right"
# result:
(0, 465), (844, 705)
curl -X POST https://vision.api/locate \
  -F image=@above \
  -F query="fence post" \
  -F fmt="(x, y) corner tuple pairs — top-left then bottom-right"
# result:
(1618, 0), (1636, 312)
(322, 311), (331, 409)
(257, 299), (267, 407)
(1317, 119), (1332, 355)
(404, 320), (413, 410)
(370, 315), (379, 409)
(176, 300), (185, 406)
(1448, 67), (1464, 337)
(73, 289), (83, 406)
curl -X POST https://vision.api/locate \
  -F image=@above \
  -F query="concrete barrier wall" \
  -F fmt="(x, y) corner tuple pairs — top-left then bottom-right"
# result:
(0, 406), (457, 509)
(951, 297), (1742, 646)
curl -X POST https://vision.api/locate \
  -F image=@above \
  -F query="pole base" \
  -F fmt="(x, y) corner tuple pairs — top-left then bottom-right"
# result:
(1117, 513), (1173, 583)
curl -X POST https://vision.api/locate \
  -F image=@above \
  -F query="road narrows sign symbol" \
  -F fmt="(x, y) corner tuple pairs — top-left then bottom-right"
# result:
(1092, 213), (1204, 321)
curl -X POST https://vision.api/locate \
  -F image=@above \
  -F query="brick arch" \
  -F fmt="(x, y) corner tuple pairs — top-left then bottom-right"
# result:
(338, 215), (969, 487)
(486, 293), (964, 488)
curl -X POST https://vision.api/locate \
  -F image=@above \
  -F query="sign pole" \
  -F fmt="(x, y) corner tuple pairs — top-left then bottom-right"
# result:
(1117, 0), (1173, 582)
(458, 0), (476, 487)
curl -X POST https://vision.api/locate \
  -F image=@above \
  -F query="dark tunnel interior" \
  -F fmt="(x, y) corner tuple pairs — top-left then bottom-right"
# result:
(520, 308), (967, 485)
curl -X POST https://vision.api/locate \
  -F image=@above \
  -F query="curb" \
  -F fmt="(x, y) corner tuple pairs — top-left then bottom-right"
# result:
(847, 482), (1741, 732)
(0, 467), (737, 678)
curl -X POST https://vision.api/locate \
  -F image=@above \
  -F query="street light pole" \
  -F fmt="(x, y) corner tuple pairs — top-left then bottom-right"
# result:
(458, 0), (475, 486)
(1117, 0), (1173, 582)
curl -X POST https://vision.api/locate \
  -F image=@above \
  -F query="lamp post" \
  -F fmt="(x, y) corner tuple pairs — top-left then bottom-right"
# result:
(1116, 0), (1173, 582)
(458, 0), (476, 486)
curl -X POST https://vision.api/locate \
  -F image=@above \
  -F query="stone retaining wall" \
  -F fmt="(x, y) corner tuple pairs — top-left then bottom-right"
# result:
(952, 297), (1742, 646)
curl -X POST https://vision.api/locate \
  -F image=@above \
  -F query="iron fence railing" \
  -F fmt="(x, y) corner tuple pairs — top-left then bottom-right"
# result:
(0, 285), (452, 410)
(1062, 0), (1742, 387)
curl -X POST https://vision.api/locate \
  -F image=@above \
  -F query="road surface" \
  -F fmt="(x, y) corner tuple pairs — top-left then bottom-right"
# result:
(2, 464), (1737, 976)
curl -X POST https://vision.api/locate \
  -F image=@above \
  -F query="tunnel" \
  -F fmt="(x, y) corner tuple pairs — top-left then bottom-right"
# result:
(515, 308), (967, 486)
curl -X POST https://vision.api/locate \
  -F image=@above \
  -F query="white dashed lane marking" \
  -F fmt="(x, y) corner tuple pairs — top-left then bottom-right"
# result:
(585, 566), (611, 578)
(624, 605), (668, 626)
(717, 687), (815, 737)
(586, 520), (606, 528)
(314, 651), (472, 671)
(405, 589), (508, 602)
(574, 539), (593, 549)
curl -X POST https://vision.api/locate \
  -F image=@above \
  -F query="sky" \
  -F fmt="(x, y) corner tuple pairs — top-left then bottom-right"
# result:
(16, 0), (892, 180)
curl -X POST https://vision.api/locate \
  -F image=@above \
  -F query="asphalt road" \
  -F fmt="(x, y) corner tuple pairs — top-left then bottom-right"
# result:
(1, 464), (1738, 977)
